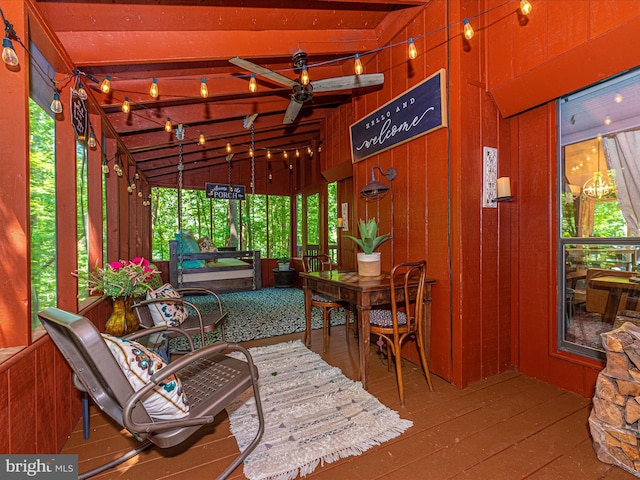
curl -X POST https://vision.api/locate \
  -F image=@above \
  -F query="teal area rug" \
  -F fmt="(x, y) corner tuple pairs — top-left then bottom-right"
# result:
(169, 288), (347, 351)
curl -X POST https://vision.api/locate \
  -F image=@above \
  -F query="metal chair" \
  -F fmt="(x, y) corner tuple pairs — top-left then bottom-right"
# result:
(302, 254), (353, 352)
(133, 286), (228, 350)
(39, 307), (264, 480)
(369, 260), (434, 405)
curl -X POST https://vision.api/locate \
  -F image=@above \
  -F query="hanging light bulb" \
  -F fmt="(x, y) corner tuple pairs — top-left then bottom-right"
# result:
(249, 147), (254, 157)
(520, 0), (533, 15)
(463, 19), (475, 40)
(100, 75), (111, 94)
(76, 81), (88, 100)
(408, 38), (418, 60)
(300, 66), (310, 86)
(289, 162), (293, 172)
(122, 97), (130, 113)
(102, 159), (109, 174)
(130, 182), (136, 190)
(2, 36), (18, 66)
(50, 91), (62, 114)
(307, 146), (312, 155)
(88, 131), (97, 149)
(127, 185), (133, 193)
(138, 191), (143, 197)
(267, 149), (271, 159)
(268, 172), (273, 182)
(164, 118), (172, 132)
(226, 142), (232, 153)
(354, 54), (363, 75)
(149, 78), (159, 98)
(200, 77), (208, 98)
(249, 73), (257, 93)
(199, 132), (206, 145)
(283, 150), (288, 159)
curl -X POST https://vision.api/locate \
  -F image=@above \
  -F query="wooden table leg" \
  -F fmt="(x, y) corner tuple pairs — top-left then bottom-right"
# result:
(603, 288), (623, 324)
(303, 286), (312, 346)
(358, 306), (370, 390)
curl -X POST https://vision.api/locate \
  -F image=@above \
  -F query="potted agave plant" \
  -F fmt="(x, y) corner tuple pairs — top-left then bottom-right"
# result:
(345, 218), (391, 276)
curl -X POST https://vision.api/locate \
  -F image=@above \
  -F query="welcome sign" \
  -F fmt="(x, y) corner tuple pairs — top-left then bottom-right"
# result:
(350, 69), (447, 163)
(205, 183), (246, 200)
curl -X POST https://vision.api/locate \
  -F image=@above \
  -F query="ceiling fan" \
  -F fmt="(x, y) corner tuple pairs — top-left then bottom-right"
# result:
(230, 51), (384, 124)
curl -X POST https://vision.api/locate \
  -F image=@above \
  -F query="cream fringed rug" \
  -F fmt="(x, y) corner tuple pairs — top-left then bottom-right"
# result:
(227, 340), (413, 480)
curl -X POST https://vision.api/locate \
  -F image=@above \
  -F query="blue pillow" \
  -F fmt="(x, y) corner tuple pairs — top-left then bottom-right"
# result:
(174, 232), (205, 268)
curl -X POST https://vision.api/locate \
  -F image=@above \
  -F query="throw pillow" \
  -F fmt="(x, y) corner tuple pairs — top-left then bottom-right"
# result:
(147, 283), (189, 327)
(175, 231), (206, 268)
(102, 334), (189, 419)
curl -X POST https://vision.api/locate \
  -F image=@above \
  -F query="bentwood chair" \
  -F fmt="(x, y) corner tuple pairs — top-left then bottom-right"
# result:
(39, 307), (264, 480)
(369, 260), (434, 405)
(302, 254), (353, 352)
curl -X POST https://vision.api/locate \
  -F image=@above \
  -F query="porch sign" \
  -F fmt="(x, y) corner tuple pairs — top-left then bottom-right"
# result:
(70, 89), (88, 142)
(206, 183), (246, 200)
(350, 68), (447, 163)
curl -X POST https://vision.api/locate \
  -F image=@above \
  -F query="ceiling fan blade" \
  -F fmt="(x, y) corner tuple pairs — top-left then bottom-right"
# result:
(229, 57), (298, 88)
(283, 98), (304, 124)
(311, 73), (384, 93)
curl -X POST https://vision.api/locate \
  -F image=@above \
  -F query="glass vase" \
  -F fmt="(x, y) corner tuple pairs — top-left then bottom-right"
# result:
(105, 295), (139, 336)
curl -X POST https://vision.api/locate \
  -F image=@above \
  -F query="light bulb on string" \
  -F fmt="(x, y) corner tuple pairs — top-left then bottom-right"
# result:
(149, 78), (159, 98)
(200, 77), (208, 98)
(249, 74), (257, 93)
(2, 36), (18, 66)
(520, 0), (532, 15)
(296, 149), (300, 157)
(267, 149), (271, 159)
(463, 19), (474, 40)
(88, 131), (97, 149)
(130, 182), (136, 190)
(122, 97), (130, 113)
(138, 191), (143, 197)
(198, 132), (206, 145)
(76, 81), (87, 100)
(102, 161), (109, 174)
(249, 147), (254, 157)
(354, 54), (363, 75)
(226, 142), (232, 153)
(164, 118), (172, 132)
(100, 75), (111, 94)
(408, 38), (418, 60)
(307, 146), (312, 155)
(300, 66), (310, 86)
(283, 150), (288, 159)
(50, 91), (62, 114)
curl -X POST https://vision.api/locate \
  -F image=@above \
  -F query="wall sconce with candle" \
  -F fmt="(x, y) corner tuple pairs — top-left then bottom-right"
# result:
(495, 176), (514, 202)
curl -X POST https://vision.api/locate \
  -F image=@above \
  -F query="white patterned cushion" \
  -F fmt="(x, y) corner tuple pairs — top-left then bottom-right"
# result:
(102, 334), (189, 419)
(147, 283), (189, 327)
(369, 309), (408, 327)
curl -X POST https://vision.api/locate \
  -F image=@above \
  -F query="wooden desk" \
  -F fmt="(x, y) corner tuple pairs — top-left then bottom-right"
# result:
(589, 276), (640, 324)
(299, 270), (436, 390)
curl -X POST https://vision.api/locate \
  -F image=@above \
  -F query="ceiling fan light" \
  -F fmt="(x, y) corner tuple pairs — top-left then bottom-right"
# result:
(354, 54), (363, 75)
(249, 73), (257, 93)
(200, 77), (208, 98)
(300, 66), (310, 86)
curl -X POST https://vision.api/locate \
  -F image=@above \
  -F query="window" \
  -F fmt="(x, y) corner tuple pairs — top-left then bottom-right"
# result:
(29, 98), (57, 330)
(328, 182), (338, 261)
(77, 142), (89, 302)
(558, 68), (640, 360)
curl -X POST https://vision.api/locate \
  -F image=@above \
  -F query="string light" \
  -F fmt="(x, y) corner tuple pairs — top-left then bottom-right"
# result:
(50, 91), (62, 114)
(520, 0), (532, 15)
(88, 131), (97, 149)
(249, 73), (257, 93)
(122, 97), (130, 113)
(295, 149), (300, 157)
(249, 146), (254, 157)
(283, 150), (288, 159)
(267, 149), (271, 159)
(102, 158), (109, 174)
(149, 78), (159, 98)
(463, 18), (475, 40)
(76, 81), (87, 100)
(198, 131), (206, 145)
(354, 54), (363, 75)
(408, 38), (417, 60)
(1, 36), (18, 66)
(100, 75), (111, 93)
(226, 142), (232, 153)
(200, 77), (208, 98)
(300, 66), (310, 86)
(164, 118), (172, 132)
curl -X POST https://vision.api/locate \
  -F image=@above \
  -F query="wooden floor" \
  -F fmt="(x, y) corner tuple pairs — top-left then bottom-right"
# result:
(62, 328), (636, 480)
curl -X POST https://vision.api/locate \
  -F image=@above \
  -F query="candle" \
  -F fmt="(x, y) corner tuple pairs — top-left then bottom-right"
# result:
(497, 177), (511, 198)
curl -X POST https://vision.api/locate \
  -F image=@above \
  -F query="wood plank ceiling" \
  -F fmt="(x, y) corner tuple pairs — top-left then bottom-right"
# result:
(32, 0), (430, 186)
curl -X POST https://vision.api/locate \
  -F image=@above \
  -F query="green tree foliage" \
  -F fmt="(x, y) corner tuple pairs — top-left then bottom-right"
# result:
(29, 99), (57, 327)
